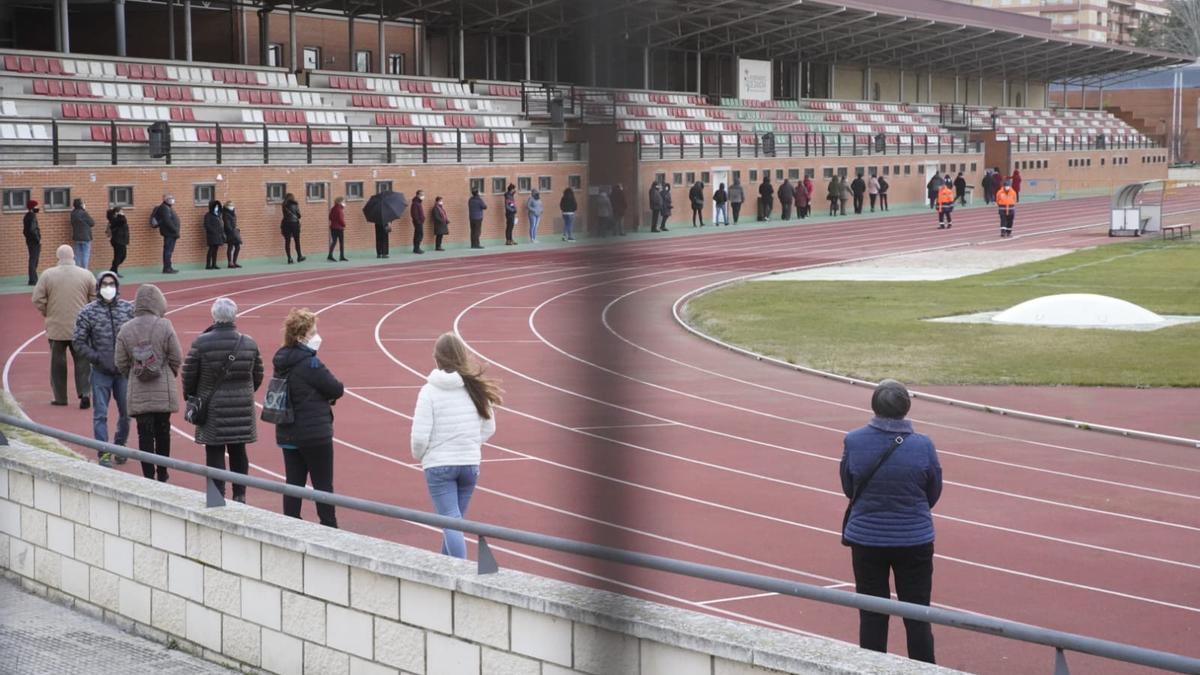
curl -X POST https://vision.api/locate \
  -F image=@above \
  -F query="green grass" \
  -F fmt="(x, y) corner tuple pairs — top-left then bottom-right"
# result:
(0, 391), (83, 459)
(685, 239), (1200, 387)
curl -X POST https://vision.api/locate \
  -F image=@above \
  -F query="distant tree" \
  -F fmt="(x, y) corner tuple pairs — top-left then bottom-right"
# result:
(1135, 0), (1200, 56)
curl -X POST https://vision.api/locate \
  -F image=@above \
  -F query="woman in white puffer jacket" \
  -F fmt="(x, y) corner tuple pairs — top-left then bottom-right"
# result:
(411, 333), (502, 558)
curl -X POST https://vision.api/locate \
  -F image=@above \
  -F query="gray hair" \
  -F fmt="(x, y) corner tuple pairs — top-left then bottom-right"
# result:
(871, 379), (912, 420)
(211, 297), (238, 323)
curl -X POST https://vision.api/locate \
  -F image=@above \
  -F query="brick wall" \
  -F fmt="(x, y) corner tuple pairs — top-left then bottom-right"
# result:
(1, 162), (588, 279)
(1051, 88), (1200, 163)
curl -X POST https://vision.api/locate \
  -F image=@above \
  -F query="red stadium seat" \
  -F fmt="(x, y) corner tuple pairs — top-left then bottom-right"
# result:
(61, 81), (77, 97)
(61, 103), (78, 119)
(131, 64), (145, 79)
(90, 126), (109, 141)
(33, 59), (48, 74)
(19, 56), (34, 72)
(3, 56), (17, 71)
(48, 59), (63, 75)
(116, 63), (129, 77)
(155, 65), (168, 80)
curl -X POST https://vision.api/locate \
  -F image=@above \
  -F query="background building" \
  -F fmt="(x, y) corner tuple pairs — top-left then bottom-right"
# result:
(955, 0), (1170, 45)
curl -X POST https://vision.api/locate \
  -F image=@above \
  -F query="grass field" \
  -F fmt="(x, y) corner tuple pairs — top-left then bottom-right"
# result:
(685, 239), (1200, 387)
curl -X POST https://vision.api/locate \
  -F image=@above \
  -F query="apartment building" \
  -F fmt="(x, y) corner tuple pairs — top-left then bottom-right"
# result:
(955, 0), (1169, 45)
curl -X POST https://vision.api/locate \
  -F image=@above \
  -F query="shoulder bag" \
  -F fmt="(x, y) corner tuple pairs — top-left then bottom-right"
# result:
(841, 434), (907, 546)
(184, 335), (244, 426)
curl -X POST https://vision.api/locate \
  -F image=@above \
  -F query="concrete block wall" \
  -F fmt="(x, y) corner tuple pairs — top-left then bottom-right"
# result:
(0, 441), (953, 675)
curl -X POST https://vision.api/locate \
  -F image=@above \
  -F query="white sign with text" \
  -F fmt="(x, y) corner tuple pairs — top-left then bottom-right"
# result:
(739, 59), (771, 101)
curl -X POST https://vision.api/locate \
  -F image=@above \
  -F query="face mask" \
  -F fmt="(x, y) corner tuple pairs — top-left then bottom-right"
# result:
(306, 333), (322, 352)
(167, 199), (175, 206)
(100, 286), (117, 301)
(227, 206), (235, 212)
(32, 208), (40, 213)
(1004, 182), (1012, 188)
(213, 206), (221, 215)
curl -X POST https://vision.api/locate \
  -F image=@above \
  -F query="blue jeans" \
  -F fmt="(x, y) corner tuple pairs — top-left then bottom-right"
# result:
(91, 369), (130, 450)
(714, 204), (728, 225)
(562, 213), (575, 240)
(528, 213), (541, 241)
(424, 465), (479, 558)
(73, 241), (91, 269)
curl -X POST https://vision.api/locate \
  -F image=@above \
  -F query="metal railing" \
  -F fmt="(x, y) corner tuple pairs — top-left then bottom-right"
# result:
(635, 132), (984, 161)
(1, 413), (1197, 675)
(0, 119), (584, 167)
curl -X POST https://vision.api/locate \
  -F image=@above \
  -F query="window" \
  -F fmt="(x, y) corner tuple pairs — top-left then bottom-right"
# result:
(538, 176), (552, 191)
(1101, 158), (1105, 166)
(2, 188), (30, 212)
(354, 50), (371, 74)
(971, 162), (977, 172)
(837, 167), (847, 177)
(43, 187), (71, 210)
(775, 169), (784, 180)
(903, 165), (911, 175)
(701, 171), (710, 184)
(893, 165), (900, 175)
(732, 170), (741, 183)
(306, 182), (326, 201)
(388, 53), (405, 75)
(803, 168), (814, 178)
(788, 168), (800, 180)
(193, 184), (215, 206)
(673, 172), (684, 186)
(266, 182), (287, 203)
(568, 175), (582, 190)
(345, 181), (364, 200)
(517, 176), (532, 193)
(303, 47), (321, 71)
(266, 44), (283, 67)
(491, 177), (507, 194)
(108, 186), (133, 207)
(655, 172), (667, 185)
(468, 178), (484, 194)
(939, 163), (946, 173)
(882, 166), (890, 176)
(375, 180), (393, 194)
(822, 168), (834, 178)
(685, 171), (696, 184)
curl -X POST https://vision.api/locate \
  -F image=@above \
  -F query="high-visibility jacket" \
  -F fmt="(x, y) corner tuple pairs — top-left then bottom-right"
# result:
(937, 186), (955, 209)
(996, 187), (1017, 214)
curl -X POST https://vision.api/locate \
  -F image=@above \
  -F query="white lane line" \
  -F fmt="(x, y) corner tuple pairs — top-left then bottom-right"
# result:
(697, 591), (780, 606)
(824, 583), (854, 590)
(481, 457), (534, 463)
(573, 423), (680, 430)
(346, 385), (424, 390)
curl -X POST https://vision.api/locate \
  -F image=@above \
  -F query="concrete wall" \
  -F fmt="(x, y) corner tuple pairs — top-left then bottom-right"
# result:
(0, 441), (951, 675)
(826, 66), (1045, 107)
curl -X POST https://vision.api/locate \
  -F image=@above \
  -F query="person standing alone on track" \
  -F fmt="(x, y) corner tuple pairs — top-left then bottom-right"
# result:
(32, 245), (95, 409)
(936, 182), (955, 229)
(73, 271), (135, 467)
(411, 333), (502, 559)
(877, 175), (889, 211)
(526, 189), (544, 242)
(996, 178), (1017, 237)
(327, 196), (348, 262)
(560, 187), (578, 241)
(648, 182), (663, 232)
(729, 178), (745, 224)
(713, 182), (729, 226)
(115, 284), (182, 482)
(953, 172), (967, 206)
(841, 379), (942, 664)
(24, 200), (41, 286)
(281, 193), (305, 264)
(689, 181), (706, 227)
(432, 196), (450, 251)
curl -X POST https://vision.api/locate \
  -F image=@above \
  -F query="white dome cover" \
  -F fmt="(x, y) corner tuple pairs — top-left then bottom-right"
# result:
(993, 293), (1164, 327)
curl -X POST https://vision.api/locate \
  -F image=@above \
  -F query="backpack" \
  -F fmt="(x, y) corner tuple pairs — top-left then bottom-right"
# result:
(131, 320), (163, 382)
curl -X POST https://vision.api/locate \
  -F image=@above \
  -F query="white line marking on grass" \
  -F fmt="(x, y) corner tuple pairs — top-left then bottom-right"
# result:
(697, 591), (780, 606)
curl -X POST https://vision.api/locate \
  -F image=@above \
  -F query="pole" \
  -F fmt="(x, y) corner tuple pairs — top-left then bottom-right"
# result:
(60, 0), (71, 53)
(184, 0), (193, 62)
(348, 11), (356, 72)
(643, 47), (651, 90)
(524, 32), (531, 82)
(258, 7), (270, 66)
(378, 5), (386, 74)
(458, 27), (466, 80)
(696, 51), (702, 95)
(239, 2), (247, 65)
(167, 0), (175, 60)
(114, 0), (127, 57)
(289, 7), (297, 69)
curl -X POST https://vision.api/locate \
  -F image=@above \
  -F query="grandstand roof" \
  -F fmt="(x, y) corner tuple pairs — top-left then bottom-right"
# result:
(335, 0), (1191, 84)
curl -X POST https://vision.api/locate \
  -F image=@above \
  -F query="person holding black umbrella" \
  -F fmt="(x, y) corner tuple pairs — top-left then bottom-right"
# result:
(362, 190), (408, 259)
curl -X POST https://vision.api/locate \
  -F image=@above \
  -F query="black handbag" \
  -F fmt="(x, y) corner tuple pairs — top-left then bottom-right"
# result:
(184, 335), (244, 426)
(842, 434), (907, 546)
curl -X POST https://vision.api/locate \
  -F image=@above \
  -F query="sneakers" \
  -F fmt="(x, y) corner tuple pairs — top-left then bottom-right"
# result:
(327, 256), (337, 262)
(114, 454), (127, 465)
(98, 453), (113, 468)
(297, 256), (306, 262)
(79, 396), (90, 410)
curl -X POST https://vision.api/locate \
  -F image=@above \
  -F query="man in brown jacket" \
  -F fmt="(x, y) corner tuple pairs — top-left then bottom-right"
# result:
(116, 285), (182, 482)
(32, 245), (96, 408)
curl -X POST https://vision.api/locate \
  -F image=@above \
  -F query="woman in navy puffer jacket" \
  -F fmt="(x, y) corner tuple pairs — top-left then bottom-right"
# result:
(840, 379), (942, 664)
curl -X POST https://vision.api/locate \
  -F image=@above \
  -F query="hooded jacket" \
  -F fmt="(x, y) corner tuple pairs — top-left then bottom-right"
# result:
(32, 247), (96, 340)
(410, 368), (496, 469)
(271, 344), (344, 447)
(328, 203), (346, 231)
(72, 271), (135, 375)
(468, 193), (488, 221)
(793, 180), (809, 207)
(728, 181), (745, 204)
(153, 201), (181, 238)
(827, 177), (841, 201)
(115, 285), (182, 415)
(688, 183), (704, 209)
(222, 207), (242, 244)
(560, 190), (578, 214)
(838, 179), (853, 201)
(70, 201), (95, 242)
(24, 210), (41, 246)
(181, 322), (264, 445)
(868, 176), (880, 196)
(594, 192), (613, 218)
(432, 202), (450, 235)
(526, 193), (544, 217)
(777, 180), (795, 203)
(281, 199), (301, 233)
(648, 186), (663, 211)
(410, 196), (427, 227)
(802, 177), (815, 201)
(841, 416), (942, 547)
(107, 210), (130, 246)
(850, 176), (867, 196)
(758, 179), (774, 201)
(203, 202), (226, 246)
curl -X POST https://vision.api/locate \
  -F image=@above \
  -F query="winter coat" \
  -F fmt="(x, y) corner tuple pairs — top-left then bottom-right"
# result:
(410, 197), (426, 227)
(648, 187), (663, 211)
(688, 184), (704, 210)
(981, 172), (994, 193)
(432, 203), (450, 235)
(610, 186), (627, 218)
(24, 211), (41, 246)
(203, 211), (226, 247)
(32, 257), (96, 340)
(468, 194), (488, 221)
(504, 190), (517, 214)
(594, 192), (613, 219)
(281, 199), (301, 234)
(841, 416), (942, 547)
(926, 175), (944, 197)
(878, 178), (890, 195)
(827, 178), (841, 201)
(527, 194), (545, 218)
(660, 188), (673, 215)
(560, 191), (577, 213)
(271, 344), (344, 447)
(728, 183), (745, 204)
(152, 202), (181, 238)
(850, 177), (867, 196)
(181, 322), (264, 445)
(839, 180), (853, 201)
(758, 181), (774, 201)
(777, 181), (795, 203)
(802, 178), (815, 201)
(868, 177), (880, 196)
(411, 368), (496, 469)
(71, 206), (95, 242)
(794, 181), (810, 208)
(108, 213), (130, 246)
(115, 285), (182, 415)
(1011, 171), (1023, 193)
(954, 176), (967, 196)
(222, 209), (242, 245)
(72, 272), (135, 376)
(713, 188), (728, 205)
(328, 203), (346, 231)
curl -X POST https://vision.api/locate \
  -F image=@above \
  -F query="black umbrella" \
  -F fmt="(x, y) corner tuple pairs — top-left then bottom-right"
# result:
(362, 190), (408, 225)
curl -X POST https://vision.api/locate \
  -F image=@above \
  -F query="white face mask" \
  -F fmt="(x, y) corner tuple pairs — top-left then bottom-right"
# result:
(167, 199), (175, 206)
(99, 286), (117, 301)
(306, 333), (322, 352)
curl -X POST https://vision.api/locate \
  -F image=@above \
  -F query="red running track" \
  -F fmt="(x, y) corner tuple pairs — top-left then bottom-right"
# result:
(3, 194), (1198, 674)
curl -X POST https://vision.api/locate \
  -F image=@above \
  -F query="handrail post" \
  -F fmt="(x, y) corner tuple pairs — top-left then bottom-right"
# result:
(519, 128), (525, 162)
(109, 120), (117, 165)
(385, 126), (393, 164)
(422, 127), (429, 163)
(456, 128), (462, 163)
(718, 132), (723, 159)
(488, 129), (494, 163)
(51, 119), (59, 166)
(215, 122), (223, 165)
(347, 124), (354, 164)
(305, 124), (313, 164)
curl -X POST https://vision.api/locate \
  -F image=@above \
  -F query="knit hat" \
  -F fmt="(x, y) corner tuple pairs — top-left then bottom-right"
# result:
(26, 199), (38, 209)
(871, 379), (911, 419)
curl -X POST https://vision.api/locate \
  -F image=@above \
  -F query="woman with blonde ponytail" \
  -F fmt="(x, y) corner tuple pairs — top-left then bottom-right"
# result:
(411, 332), (502, 558)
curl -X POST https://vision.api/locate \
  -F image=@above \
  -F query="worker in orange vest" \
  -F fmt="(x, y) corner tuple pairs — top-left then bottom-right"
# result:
(936, 180), (955, 229)
(995, 177), (1018, 237)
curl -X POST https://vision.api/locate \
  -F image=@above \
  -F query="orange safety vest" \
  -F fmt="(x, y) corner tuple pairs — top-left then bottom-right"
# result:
(937, 186), (955, 208)
(996, 187), (1017, 213)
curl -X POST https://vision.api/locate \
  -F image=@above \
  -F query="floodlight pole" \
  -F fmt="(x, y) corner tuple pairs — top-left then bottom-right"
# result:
(184, 0), (193, 61)
(378, 4), (386, 74)
(695, 51), (702, 94)
(115, 0), (127, 57)
(643, 47), (651, 89)
(288, 6), (297, 68)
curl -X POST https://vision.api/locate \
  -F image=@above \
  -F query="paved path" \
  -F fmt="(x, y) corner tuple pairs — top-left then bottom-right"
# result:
(0, 576), (228, 674)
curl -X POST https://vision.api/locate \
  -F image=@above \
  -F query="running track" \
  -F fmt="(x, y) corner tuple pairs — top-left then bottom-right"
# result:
(4, 194), (1199, 674)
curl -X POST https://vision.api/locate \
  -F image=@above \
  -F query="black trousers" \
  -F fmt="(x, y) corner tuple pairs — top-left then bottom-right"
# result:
(412, 223), (425, 251)
(504, 212), (516, 242)
(879, 194), (889, 210)
(205, 244), (220, 268)
(938, 208), (953, 226)
(226, 242), (241, 265)
(111, 243), (127, 273)
(328, 229), (345, 258)
(829, 199), (839, 216)
(731, 203), (742, 223)
(162, 236), (177, 272)
(205, 443), (248, 498)
(780, 201), (792, 220)
(999, 210), (1015, 233)
(284, 232), (302, 260)
(136, 412), (171, 481)
(27, 242), (40, 284)
(853, 194), (864, 214)
(374, 223), (390, 255)
(852, 543), (936, 663)
(49, 339), (90, 404)
(650, 209), (661, 230)
(282, 441), (337, 527)
(469, 218), (483, 247)
(435, 234), (444, 249)
(957, 191), (967, 205)
(869, 194), (877, 210)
